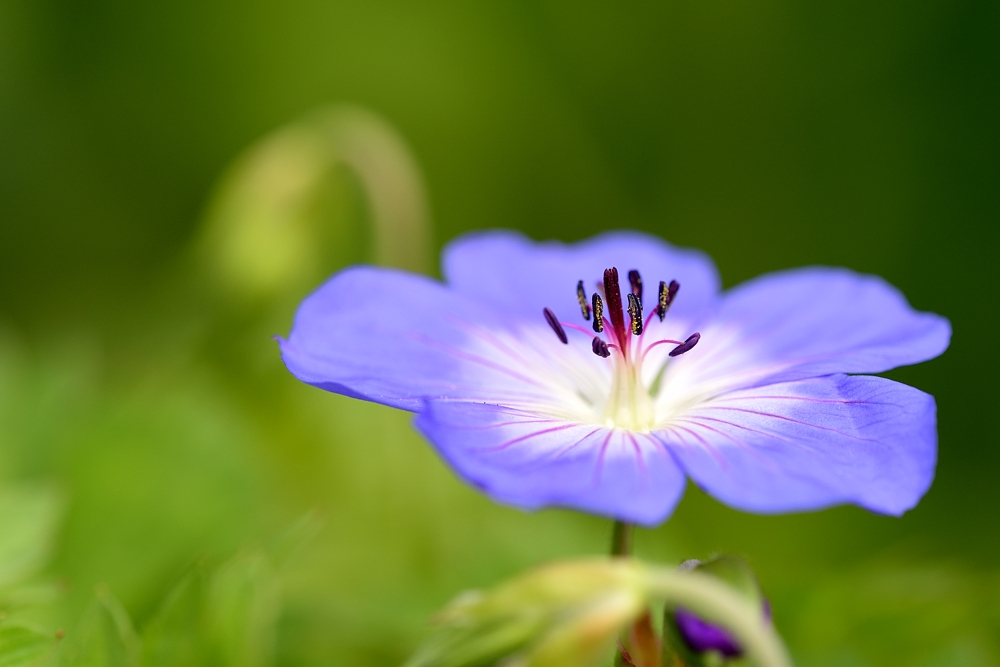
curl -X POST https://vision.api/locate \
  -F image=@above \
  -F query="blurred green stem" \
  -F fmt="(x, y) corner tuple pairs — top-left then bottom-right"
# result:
(610, 522), (633, 667)
(611, 521), (633, 557)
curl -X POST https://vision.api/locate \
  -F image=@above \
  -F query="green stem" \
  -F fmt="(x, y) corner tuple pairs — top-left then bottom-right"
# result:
(611, 521), (633, 557)
(611, 523), (634, 667)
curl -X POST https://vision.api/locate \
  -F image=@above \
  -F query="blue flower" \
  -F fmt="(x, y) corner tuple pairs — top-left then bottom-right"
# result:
(279, 231), (950, 526)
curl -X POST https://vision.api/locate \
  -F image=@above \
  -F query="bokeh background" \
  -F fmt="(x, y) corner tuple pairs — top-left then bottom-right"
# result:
(1, 1), (998, 665)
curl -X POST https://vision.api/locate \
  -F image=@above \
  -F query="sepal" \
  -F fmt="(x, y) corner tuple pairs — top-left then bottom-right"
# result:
(405, 557), (789, 667)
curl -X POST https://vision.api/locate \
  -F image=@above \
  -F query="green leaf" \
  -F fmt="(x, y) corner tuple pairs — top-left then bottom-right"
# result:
(0, 484), (62, 589)
(140, 545), (291, 667)
(0, 624), (59, 667)
(204, 552), (281, 667)
(139, 566), (208, 667)
(63, 587), (139, 667)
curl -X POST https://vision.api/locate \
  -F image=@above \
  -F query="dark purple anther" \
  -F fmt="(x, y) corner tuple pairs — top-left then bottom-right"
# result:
(592, 337), (611, 358)
(576, 280), (592, 321)
(669, 332), (701, 357)
(657, 280), (680, 321)
(628, 269), (643, 303)
(675, 609), (743, 658)
(627, 293), (643, 335)
(543, 308), (568, 344)
(603, 268), (626, 341)
(592, 293), (605, 333)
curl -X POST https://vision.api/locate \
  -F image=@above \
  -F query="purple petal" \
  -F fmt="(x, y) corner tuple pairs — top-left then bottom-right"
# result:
(656, 374), (937, 515)
(442, 230), (721, 325)
(663, 268), (950, 396)
(674, 609), (743, 657)
(413, 400), (687, 526)
(279, 266), (551, 411)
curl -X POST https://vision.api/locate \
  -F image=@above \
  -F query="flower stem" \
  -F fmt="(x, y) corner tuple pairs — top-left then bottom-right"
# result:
(611, 521), (633, 557)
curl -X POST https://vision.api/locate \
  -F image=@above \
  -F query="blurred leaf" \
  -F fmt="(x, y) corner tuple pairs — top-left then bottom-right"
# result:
(140, 518), (313, 667)
(0, 624), (59, 667)
(265, 511), (322, 570)
(0, 484), (62, 590)
(204, 552), (281, 667)
(197, 105), (431, 308)
(138, 567), (208, 667)
(63, 587), (139, 667)
(789, 565), (1000, 667)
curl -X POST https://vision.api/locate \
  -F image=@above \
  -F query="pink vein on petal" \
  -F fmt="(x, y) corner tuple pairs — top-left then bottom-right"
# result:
(711, 394), (893, 406)
(451, 418), (567, 432)
(592, 429), (616, 485)
(698, 405), (876, 442)
(552, 427), (603, 460)
(476, 422), (578, 453)
(626, 431), (648, 485)
(671, 416), (780, 473)
(666, 423), (729, 469)
(636, 431), (675, 464)
(683, 413), (821, 454)
(444, 314), (537, 372)
(409, 332), (548, 389)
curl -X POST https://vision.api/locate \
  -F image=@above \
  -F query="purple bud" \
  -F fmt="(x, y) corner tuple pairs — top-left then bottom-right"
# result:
(670, 556), (771, 661)
(674, 608), (743, 658)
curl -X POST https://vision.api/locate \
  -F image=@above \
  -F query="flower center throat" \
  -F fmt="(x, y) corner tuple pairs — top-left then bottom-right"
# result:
(543, 267), (700, 431)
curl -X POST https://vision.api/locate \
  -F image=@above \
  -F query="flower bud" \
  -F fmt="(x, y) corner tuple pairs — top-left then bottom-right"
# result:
(406, 557), (789, 667)
(663, 557), (771, 664)
(405, 559), (647, 667)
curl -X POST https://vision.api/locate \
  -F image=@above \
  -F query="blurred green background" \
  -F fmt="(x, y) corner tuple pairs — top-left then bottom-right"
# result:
(0, 1), (998, 665)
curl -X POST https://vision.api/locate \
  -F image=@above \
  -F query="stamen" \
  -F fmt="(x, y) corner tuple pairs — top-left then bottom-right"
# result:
(543, 307), (568, 344)
(603, 267), (626, 340)
(592, 337), (611, 358)
(628, 269), (643, 303)
(657, 280), (680, 321)
(576, 280), (592, 320)
(591, 293), (605, 333)
(639, 336), (686, 363)
(627, 293), (643, 335)
(668, 332), (701, 357)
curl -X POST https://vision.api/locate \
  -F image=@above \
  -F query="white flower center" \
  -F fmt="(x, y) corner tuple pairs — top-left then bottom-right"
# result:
(483, 267), (702, 432)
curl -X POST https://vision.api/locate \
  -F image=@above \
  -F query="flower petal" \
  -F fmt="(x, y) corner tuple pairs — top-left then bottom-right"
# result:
(443, 230), (721, 324)
(279, 266), (550, 411)
(660, 267), (951, 400)
(656, 374), (937, 515)
(414, 400), (687, 526)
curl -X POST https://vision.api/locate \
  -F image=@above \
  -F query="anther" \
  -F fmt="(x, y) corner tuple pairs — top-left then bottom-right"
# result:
(576, 280), (592, 320)
(657, 280), (680, 321)
(591, 293), (604, 333)
(592, 337), (611, 358)
(668, 332), (701, 357)
(543, 307), (568, 344)
(627, 293), (643, 335)
(628, 269), (643, 303)
(603, 267), (626, 339)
